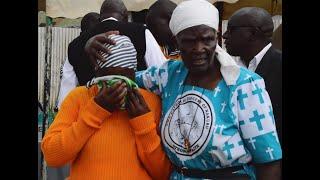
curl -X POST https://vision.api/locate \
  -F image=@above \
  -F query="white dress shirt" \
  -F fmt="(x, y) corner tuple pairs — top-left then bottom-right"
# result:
(57, 57), (78, 108)
(248, 43), (272, 72)
(237, 43), (272, 72)
(57, 17), (166, 108)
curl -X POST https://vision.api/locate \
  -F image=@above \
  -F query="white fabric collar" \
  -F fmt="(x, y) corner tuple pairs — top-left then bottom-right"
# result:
(101, 17), (118, 22)
(215, 44), (240, 85)
(248, 43), (272, 71)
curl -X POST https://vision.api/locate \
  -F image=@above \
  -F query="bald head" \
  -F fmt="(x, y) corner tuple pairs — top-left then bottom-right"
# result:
(100, 0), (128, 22)
(146, 0), (177, 45)
(81, 12), (100, 32)
(147, 0), (176, 19)
(229, 7), (274, 39)
(223, 7), (274, 62)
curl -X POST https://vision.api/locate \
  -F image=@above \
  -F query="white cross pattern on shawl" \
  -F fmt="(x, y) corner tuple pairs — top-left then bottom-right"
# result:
(231, 79), (276, 139)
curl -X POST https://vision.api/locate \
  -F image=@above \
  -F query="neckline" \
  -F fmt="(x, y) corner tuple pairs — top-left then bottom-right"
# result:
(179, 62), (224, 91)
(182, 80), (224, 92)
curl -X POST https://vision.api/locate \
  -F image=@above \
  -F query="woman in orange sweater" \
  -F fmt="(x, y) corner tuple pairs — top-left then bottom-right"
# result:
(41, 35), (171, 180)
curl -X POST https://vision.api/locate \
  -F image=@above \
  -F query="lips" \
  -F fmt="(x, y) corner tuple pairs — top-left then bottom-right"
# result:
(192, 59), (206, 65)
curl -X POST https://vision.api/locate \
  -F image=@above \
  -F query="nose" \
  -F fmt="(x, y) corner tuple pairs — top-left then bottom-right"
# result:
(193, 41), (206, 53)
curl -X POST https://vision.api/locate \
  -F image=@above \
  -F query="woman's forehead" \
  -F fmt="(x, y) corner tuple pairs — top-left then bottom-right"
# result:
(178, 25), (216, 37)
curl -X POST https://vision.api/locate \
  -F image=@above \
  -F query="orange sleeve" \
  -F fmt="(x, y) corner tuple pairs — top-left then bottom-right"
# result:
(129, 94), (172, 180)
(41, 88), (111, 167)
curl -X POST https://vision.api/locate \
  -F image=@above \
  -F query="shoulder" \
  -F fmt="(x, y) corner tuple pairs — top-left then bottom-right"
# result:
(118, 21), (147, 31)
(129, 22), (147, 29)
(64, 86), (93, 102)
(67, 33), (88, 64)
(266, 47), (282, 63)
(235, 67), (264, 86)
(271, 47), (282, 57)
(59, 86), (93, 110)
(143, 60), (183, 74)
(162, 60), (184, 72)
(68, 35), (82, 51)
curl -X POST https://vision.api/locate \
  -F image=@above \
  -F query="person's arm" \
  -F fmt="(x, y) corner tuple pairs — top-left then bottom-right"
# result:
(135, 60), (172, 96)
(41, 88), (111, 167)
(84, 31), (119, 69)
(57, 57), (79, 109)
(233, 73), (282, 180)
(83, 31), (167, 95)
(126, 89), (172, 180)
(42, 82), (127, 167)
(144, 29), (167, 67)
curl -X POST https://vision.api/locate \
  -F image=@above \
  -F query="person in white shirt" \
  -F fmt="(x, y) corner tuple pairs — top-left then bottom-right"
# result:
(57, 12), (100, 109)
(222, 7), (282, 144)
(57, 0), (166, 109)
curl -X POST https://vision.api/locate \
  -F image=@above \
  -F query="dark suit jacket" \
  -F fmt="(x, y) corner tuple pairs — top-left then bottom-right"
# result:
(255, 47), (282, 144)
(68, 20), (147, 86)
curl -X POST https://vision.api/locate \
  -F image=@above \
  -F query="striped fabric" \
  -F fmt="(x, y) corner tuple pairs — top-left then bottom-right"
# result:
(98, 34), (137, 71)
(86, 35), (138, 102)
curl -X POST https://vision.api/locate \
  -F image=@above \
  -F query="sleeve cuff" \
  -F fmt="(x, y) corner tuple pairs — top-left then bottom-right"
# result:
(80, 98), (112, 129)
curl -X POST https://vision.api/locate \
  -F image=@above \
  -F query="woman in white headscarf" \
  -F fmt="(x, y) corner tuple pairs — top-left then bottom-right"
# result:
(84, 1), (281, 179)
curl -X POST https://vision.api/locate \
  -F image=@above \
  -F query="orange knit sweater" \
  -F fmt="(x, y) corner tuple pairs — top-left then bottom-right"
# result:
(41, 86), (172, 180)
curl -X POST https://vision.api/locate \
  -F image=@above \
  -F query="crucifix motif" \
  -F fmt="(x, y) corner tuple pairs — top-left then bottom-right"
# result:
(237, 89), (248, 110)
(218, 124), (226, 134)
(221, 101), (226, 113)
(222, 141), (235, 160)
(266, 147), (274, 160)
(249, 137), (256, 150)
(249, 110), (266, 131)
(252, 84), (264, 104)
(214, 86), (221, 97)
(244, 74), (252, 80)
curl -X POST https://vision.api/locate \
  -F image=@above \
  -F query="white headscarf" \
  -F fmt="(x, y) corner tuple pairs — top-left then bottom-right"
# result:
(169, 0), (219, 36)
(169, 0), (240, 85)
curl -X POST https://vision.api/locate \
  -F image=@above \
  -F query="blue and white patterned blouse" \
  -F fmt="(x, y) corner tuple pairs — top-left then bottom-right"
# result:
(136, 60), (282, 180)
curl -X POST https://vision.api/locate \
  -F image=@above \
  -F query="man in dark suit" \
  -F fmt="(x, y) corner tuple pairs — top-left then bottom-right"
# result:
(58, 0), (165, 108)
(223, 7), (282, 144)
